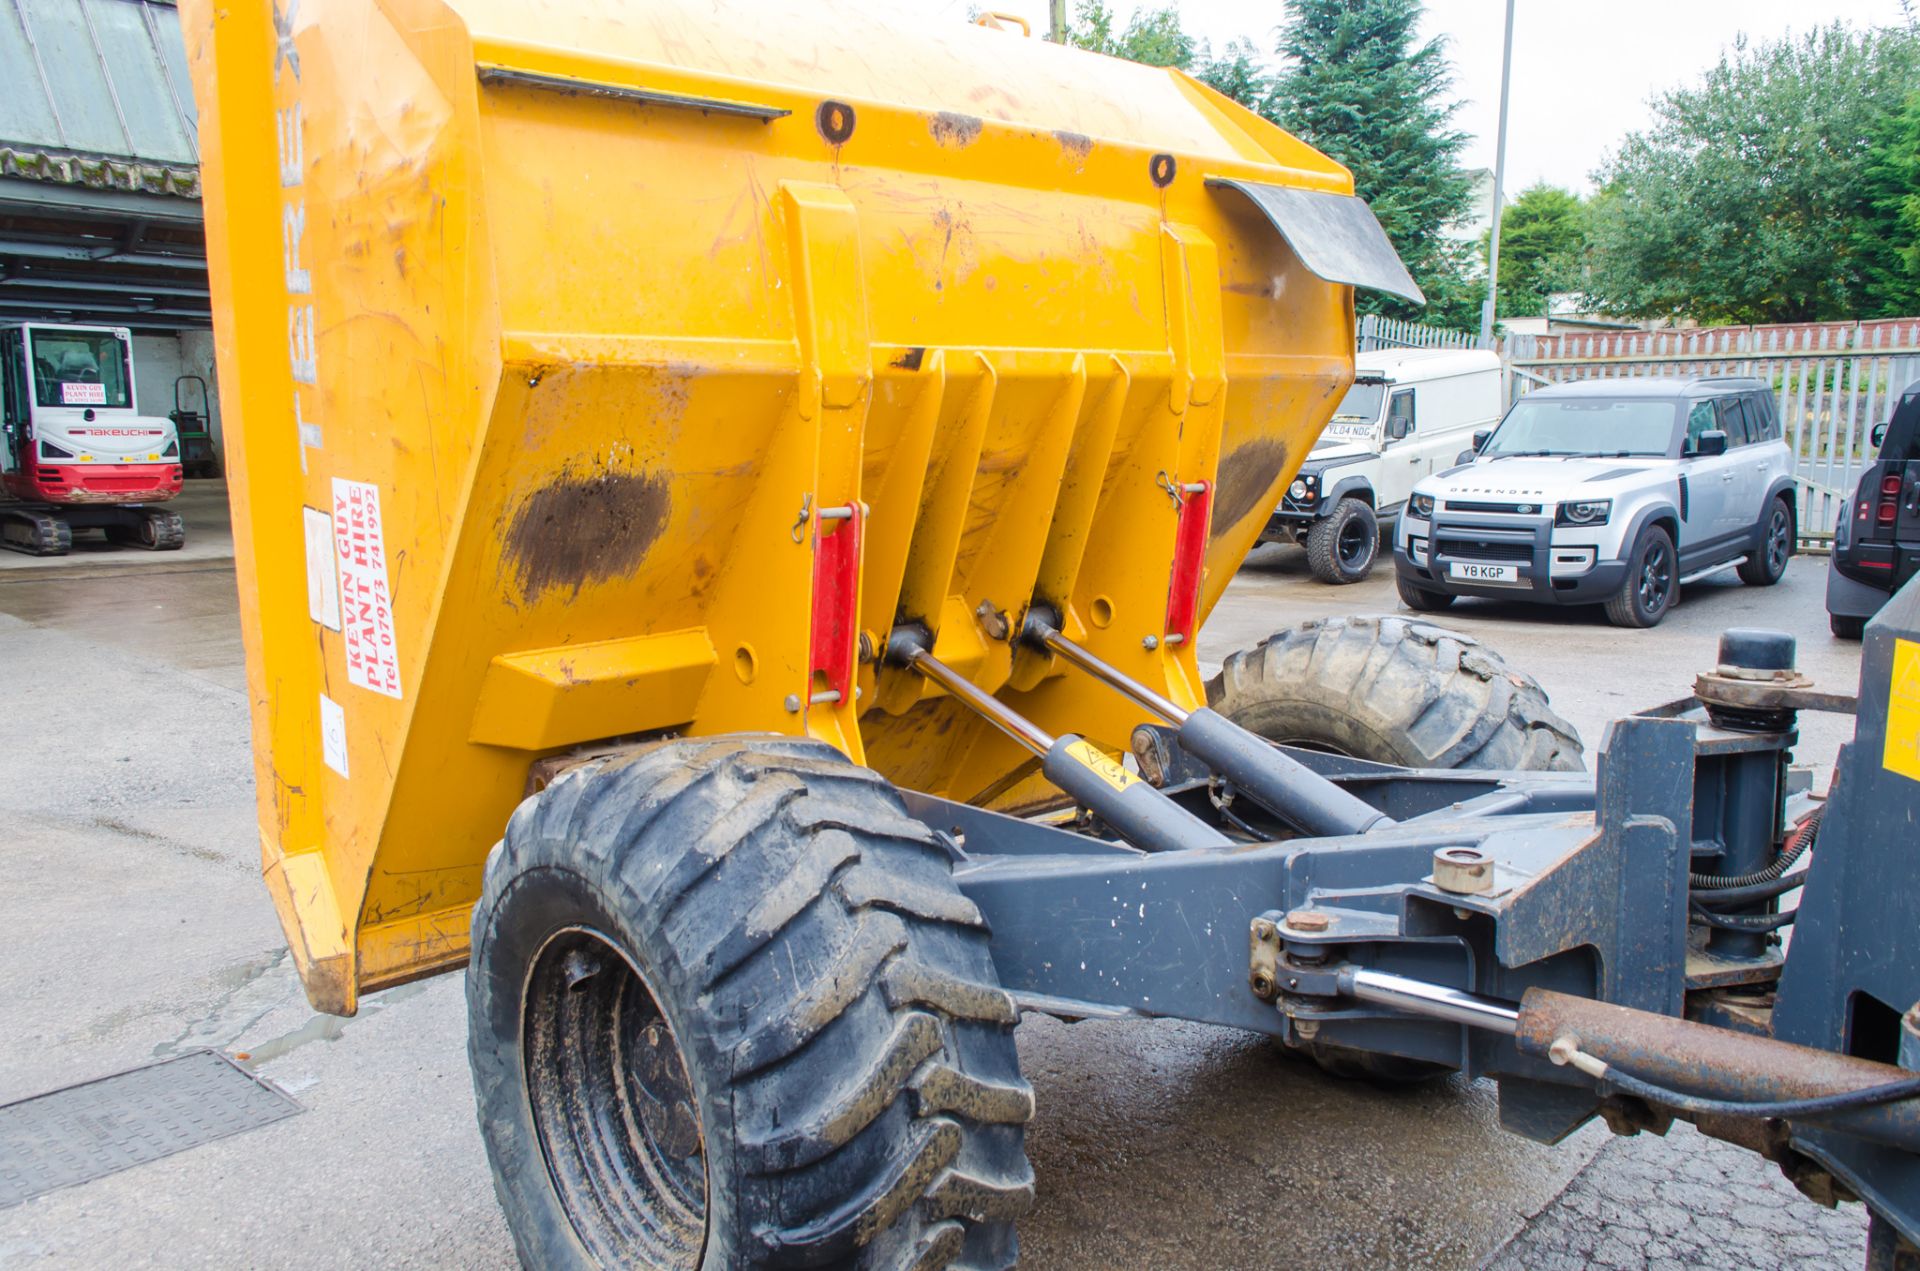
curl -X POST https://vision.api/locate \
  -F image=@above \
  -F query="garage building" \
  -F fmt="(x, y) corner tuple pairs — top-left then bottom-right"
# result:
(0, 0), (216, 462)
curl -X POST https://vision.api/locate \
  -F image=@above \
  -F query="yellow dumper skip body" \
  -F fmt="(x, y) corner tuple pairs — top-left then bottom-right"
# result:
(185, 0), (1371, 1013)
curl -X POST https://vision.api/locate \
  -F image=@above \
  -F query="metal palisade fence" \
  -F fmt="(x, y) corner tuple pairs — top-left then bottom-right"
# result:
(1357, 313), (1489, 353)
(1506, 321), (1920, 552)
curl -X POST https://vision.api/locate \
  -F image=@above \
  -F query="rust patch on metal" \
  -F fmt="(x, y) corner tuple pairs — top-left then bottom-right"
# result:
(1518, 987), (1920, 1115)
(504, 469), (671, 600)
(1210, 437), (1289, 535)
(1052, 129), (1092, 159)
(892, 346), (927, 371)
(929, 111), (983, 147)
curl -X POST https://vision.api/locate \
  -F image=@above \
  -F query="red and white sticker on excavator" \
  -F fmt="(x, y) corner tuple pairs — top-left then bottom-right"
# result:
(332, 478), (402, 699)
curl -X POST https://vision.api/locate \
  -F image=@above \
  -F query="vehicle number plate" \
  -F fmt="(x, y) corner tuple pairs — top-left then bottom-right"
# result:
(1448, 562), (1519, 583)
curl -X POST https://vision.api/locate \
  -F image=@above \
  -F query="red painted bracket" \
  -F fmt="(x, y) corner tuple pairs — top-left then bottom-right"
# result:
(809, 503), (864, 703)
(1163, 479), (1212, 644)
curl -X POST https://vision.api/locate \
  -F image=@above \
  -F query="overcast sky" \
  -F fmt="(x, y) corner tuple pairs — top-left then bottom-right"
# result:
(905, 0), (1913, 194)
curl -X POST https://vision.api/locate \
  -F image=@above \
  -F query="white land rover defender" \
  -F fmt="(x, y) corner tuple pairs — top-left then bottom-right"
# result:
(1392, 376), (1797, 628)
(1263, 347), (1503, 583)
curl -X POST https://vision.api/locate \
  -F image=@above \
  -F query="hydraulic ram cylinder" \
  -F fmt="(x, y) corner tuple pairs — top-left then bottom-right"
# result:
(1027, 613), (1391, 838)
(904, 642), (1230, 852)
(1516, 989), (1920, 1155)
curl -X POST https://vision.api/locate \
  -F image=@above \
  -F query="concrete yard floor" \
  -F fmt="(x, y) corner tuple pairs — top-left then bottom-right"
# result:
(0, 480), (234, 577)
(0, 536), (1873, 1268)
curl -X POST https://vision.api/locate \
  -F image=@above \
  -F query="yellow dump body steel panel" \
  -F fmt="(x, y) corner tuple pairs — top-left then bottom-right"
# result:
(183, 0), (1360, 1012)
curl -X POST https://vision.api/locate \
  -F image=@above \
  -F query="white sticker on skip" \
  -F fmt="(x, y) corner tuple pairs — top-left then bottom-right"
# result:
(319, 691), (349, 777)
(331, 478), (403, 699)
(302, 506), (341, 631)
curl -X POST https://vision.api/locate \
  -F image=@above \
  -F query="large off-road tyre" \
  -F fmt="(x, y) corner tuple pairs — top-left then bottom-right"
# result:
(1737, 496), (1793, 586)
(1205, 615), (1585, 773)
(1605, 524), (1677, 628)
(1304, 497), (1379, 584)
(467, 737), (1035, 1271)
(1395, 571), (1455, 612)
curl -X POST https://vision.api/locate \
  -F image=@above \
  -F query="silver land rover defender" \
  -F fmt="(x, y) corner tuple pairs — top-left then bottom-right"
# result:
(1392, 376), (1797, 628)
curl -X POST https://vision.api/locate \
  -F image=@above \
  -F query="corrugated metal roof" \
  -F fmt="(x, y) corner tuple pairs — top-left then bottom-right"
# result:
(0, 0), (198, 195)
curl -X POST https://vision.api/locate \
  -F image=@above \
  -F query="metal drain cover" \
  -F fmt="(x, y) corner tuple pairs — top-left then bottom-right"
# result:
(0, 1049), (302, 1208)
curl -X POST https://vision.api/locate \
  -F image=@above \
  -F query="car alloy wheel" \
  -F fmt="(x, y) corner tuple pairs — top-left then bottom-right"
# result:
(1638, 537), (1673, 615)
(1765, 505), (1790, 573)
(1336, 514), (1373, 572)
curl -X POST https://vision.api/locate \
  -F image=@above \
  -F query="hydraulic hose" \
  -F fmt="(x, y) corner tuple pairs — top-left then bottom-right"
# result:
(1688, 863), (1812, 907)
(1687, 903), (1798, 933)
(1690, 803), (1823, 892)
(1550, 1037), (1920, 1121)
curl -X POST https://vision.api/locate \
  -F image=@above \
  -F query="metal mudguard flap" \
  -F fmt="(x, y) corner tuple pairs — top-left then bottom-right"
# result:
(1208, 178), (1426, 306)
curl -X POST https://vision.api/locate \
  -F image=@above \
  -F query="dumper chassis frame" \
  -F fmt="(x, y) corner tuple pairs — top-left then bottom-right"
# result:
(476, 588), (1920, 1267)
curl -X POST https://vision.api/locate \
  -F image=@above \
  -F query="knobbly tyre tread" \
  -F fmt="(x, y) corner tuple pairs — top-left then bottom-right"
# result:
(1205, 615), (1584, 772)
(1303, 497), (1378, 585)
(467, 736), (1034, 1271)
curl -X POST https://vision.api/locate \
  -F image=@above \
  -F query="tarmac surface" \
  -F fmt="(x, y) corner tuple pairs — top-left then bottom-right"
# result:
(0, 494), (1876, 1269)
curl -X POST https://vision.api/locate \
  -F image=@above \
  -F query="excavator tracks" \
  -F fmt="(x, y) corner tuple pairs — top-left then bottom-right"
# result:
(0, 507), (73, 556)
(107, 509), (187, 551)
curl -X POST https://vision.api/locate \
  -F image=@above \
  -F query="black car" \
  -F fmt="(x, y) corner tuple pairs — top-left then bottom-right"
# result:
(1827, 385), (1920, 638)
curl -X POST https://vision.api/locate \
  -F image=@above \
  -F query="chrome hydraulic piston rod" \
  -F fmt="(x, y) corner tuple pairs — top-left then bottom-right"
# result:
(1022, 609), (1392, 838)
(888, 625), (1231, 852)
(1339, 966), (1520, 1036)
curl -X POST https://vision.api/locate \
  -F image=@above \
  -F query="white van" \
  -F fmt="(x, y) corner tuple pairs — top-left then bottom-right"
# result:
(1262, 347), (1504, 583)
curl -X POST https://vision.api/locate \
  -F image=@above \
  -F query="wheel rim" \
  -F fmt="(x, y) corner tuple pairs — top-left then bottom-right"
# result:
(1336, 515), (1372, 571)
(523, 927), (707, 1268)
(1638, 539), (1673, 614)
(1766, 507), (1790, 572)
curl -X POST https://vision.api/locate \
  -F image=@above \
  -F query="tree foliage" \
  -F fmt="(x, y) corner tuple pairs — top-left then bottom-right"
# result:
(1585, 25), (1920, 324)
(1066, 0), (1492, 332)
(1065, 1), (1196, 70)
(1195, 37), (1270, 108)
(1267, 0), (1481, 329)
(1483, 184), (1585, 318)
(1854, 89), (1920, 316)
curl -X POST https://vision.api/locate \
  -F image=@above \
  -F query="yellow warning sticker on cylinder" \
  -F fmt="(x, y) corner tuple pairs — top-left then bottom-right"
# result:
(1886, 638), (1920, 784)
(1065, 739), (1140, 792)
